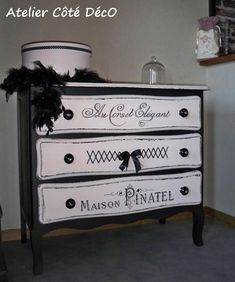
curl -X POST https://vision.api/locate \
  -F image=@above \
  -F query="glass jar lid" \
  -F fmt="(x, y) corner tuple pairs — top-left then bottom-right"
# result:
(142, 56), (165, 84)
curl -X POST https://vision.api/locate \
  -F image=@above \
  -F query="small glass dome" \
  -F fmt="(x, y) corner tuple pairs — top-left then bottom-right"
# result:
(142, 56), (165, 84)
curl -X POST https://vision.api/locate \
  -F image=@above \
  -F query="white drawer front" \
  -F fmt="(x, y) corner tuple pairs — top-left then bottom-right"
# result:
(38, 171), (202, 224)
(36, 95), (201, 135)
(36, 134), (201, 180)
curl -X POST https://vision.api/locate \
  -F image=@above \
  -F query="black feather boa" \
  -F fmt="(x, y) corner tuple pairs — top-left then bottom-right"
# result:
(0, 61), (108, 134)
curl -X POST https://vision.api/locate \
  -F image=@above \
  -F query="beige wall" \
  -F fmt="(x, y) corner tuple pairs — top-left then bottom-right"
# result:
(92, 0), (208, 83)
(0, 0), (208, 229)
(205, 63), (235, 217)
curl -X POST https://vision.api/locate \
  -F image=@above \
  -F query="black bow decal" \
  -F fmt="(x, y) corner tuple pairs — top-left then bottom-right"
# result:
(118, 149), (142, 173)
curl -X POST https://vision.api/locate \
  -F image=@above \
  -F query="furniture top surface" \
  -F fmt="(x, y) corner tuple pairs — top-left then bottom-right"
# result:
(64, 82), (208, 91)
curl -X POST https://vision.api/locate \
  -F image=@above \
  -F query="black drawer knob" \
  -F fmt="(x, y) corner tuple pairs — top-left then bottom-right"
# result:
(179, 148), (189, 157)
(64, 153), (74, 164)
(63, 109), (74, 120)
(179, 108), (189, 118)
(180, 186), (189, 196)
(65, 198), (76, 209)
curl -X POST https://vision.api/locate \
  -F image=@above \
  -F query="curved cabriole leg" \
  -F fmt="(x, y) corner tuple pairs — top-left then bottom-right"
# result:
(192, 208), (204, 246)
(20, 212), (27, 243)
(31, 230), (43, 275)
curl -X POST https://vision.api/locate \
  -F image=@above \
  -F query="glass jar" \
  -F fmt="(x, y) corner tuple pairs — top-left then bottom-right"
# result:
(142, 56), (165, 84)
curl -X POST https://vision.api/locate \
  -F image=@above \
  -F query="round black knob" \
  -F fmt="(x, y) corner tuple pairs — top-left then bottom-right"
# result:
(63, 109), (74, 120)
(180, 186), (189, 196)
(64, 153), (74, 164)
(65, 198), (76, 209)
(179, 108), (189, 118)
(179, 148), (189, 157)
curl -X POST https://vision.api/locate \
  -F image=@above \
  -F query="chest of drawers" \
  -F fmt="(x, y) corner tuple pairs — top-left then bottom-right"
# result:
(17, 83), (207, 274)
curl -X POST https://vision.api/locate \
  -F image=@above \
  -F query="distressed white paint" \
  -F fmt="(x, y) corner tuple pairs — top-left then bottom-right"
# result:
(36, 134), (201, 180)
(37, 95), (201, 135)
(65, 82), (208, 90)
(38, 171), (202, 224)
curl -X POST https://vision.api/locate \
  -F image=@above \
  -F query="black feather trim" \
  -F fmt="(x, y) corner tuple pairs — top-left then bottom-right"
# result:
(31, 87), (63, 133)
(0, 62), (109, 134)
(65, 69), (108, 83)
